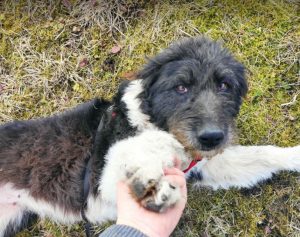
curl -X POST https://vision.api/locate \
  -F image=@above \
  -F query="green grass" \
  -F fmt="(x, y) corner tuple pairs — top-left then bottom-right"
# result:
(0, 0), (299, 236)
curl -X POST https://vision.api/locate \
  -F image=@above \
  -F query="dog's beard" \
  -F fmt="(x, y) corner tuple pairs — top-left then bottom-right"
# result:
(169, 128), (204, 160)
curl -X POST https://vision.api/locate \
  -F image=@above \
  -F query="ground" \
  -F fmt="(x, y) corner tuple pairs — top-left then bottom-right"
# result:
(0, 0), (299, 236)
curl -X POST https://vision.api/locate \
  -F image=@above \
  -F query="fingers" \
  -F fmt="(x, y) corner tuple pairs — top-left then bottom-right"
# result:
(164, 167), (185, 177)
(173, 157), (182, 169)
(117, 181), (130, 195)
(163, 167), (187, 200)
(117, 182), (139, 208)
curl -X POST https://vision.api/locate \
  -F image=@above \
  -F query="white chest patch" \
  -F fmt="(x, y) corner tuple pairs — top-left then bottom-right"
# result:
(121, 80), (158, 131)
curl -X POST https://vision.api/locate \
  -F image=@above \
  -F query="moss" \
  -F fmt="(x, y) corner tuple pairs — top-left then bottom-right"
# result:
(1, 0), (299, 236)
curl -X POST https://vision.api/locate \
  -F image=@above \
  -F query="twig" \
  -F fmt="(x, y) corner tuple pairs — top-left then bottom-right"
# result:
(281, 92), (299, 107)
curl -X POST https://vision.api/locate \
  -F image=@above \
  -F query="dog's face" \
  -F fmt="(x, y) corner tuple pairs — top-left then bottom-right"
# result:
(139, 37), (248, 157)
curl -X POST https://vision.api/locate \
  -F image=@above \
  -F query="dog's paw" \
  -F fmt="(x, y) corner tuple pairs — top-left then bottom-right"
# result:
(101, 130), (189, 213)
(141, 178), (181, 212)
(127, 168), (181, 212)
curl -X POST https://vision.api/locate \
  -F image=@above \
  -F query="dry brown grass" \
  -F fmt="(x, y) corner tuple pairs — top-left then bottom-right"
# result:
(0, 0), (299, 236)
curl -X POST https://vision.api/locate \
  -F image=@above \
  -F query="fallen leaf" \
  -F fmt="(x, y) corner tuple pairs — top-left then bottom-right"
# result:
(111, 45), (121, 54)
(120, 71), (137, 80)
(79, 58), (89, 68)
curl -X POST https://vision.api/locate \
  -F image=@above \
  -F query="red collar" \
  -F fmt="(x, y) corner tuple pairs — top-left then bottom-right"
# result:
(183, 155), (202, 173)
(111, 111), (117, 119)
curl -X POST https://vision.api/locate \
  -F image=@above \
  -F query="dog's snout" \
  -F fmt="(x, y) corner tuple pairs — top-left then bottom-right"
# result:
(198, 131), (224, 148)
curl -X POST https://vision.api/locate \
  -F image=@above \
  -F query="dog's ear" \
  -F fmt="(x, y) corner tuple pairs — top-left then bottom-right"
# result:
(234, 63), (248, 98)
(239, 72), (248, 98)
(136, 58), (164, 116)
(135, 59), (162, 120)
(137, 37), (206, 93)
(228, 61), (248, 112)
(136, 57), (162, 94)
(137, 43), (184, 94)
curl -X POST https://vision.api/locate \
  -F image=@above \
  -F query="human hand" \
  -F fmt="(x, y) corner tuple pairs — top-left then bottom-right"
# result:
(116, 167), (187, 237)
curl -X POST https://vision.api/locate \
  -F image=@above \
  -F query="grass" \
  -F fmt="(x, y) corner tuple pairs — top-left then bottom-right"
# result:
(0, 0), (299, 236)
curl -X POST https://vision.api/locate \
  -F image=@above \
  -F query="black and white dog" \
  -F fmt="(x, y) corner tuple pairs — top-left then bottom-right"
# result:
(0, 37), (299, 237)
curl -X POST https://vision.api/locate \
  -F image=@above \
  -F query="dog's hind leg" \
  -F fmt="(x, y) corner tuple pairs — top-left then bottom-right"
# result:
(0, 204), (37, 237)
(0, 184), (37, 237)
(189, 145), (300, 190)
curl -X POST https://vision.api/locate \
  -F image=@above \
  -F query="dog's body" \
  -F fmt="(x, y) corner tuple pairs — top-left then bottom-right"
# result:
(0, 37), (299, 237)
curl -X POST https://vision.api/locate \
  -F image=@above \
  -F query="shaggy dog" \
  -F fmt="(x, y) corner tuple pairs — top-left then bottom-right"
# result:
(0, 37), (299, 237)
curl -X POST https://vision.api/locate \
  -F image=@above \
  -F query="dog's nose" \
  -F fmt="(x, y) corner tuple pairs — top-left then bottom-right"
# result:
(198, 131), (224, 148)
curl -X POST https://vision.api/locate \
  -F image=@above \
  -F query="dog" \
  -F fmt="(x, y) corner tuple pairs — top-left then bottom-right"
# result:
(0, 37), (299, 237)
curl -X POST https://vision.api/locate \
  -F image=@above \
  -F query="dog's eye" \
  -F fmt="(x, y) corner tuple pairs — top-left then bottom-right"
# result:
(218, 82), (230, 92)
(176, 85), (188, 94)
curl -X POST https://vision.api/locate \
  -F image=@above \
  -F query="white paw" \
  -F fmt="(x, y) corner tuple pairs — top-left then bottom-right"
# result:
(126, 167), (181, 212)
(101, 130), (189, 212)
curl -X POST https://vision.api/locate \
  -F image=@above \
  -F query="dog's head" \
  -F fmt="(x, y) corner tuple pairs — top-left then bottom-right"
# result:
(136, 37), (248, 157)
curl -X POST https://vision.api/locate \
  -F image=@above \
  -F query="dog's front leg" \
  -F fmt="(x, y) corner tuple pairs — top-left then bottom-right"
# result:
(99, 130), (189, 216)
(189, 145), (300, 190)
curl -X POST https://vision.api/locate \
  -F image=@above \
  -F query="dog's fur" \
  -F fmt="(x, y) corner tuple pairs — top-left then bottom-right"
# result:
(0, 37), (299, 237)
